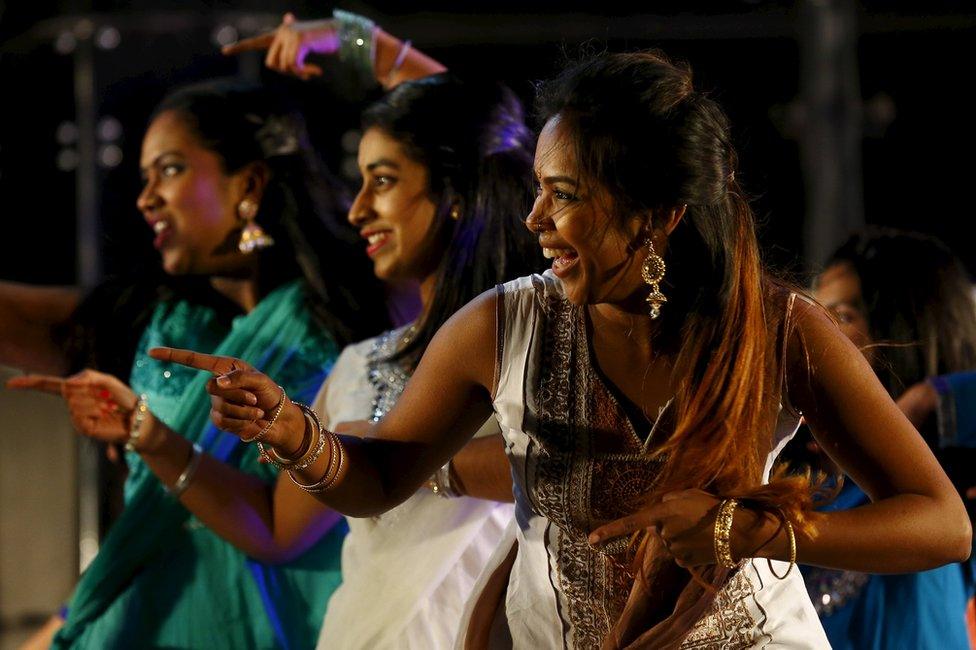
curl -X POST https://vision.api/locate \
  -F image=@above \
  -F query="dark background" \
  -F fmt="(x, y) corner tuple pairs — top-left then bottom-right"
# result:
(1, 1), (975, 287)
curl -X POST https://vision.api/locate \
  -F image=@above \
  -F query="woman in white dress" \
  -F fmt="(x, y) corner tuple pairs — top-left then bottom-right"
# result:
(161, 50), (971, 648)
(306, 74), (542, 648)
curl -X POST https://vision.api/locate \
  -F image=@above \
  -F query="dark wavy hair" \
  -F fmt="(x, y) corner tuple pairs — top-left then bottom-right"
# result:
(63, 79), (388, 377)
(361, 73), (544, 361)
(536, 51), (812, 645)
(826, 228), (976, 395)
(147, 79), (388, 346)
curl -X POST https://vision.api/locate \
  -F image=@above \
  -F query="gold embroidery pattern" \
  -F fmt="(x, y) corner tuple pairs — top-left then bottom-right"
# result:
(680, 569), (760, 649)
(527, 294), (663, 648)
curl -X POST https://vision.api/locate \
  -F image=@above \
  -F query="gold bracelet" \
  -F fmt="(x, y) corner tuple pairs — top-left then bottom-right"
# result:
(766, 513), (797, 579)
(241, 385), (285, 443)
(713, 498), (739, 569)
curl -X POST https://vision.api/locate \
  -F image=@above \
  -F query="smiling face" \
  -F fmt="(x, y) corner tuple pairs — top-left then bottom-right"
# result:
(348, 127), (443, 283)
(137, 110), (256, 276)
(527, 115), (648, 306)
(814, 262), (876, 364)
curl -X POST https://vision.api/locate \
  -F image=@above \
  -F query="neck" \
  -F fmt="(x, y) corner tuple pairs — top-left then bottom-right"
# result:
(589, 301), (660, 354)
(210, 275), (261, 313)
(417, 272), (438, 322)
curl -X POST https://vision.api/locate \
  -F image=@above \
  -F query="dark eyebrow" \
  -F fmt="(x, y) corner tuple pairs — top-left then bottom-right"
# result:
(365, 158), (401, 172)
(542, 175), (579, 187)
(140, 150), (183, 173)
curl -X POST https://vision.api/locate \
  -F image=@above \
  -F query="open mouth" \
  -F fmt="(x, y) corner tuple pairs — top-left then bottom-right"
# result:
(542, 247), (579, 276)
(364, 230), (392, 256)
(151, 220), (172, 249)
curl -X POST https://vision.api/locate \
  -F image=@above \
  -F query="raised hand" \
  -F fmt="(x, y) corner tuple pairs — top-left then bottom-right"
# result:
(221, 13), (339, 80)
(148, 347), (283, 443)
(7, 369), (138, 443)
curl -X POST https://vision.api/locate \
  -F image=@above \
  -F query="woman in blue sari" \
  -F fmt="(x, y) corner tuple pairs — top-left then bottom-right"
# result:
(810, 228), (976, 649)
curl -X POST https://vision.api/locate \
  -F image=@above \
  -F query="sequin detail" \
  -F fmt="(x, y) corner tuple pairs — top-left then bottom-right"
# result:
(804, 567), (870, 616)
(365, 324), (417, 422)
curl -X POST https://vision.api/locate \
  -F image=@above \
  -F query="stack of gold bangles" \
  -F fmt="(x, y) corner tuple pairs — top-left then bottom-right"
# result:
(713, 497), (797, 578)
(258, 400), (346, 494)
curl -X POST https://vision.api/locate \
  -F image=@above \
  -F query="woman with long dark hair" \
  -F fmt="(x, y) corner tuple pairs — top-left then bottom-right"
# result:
(6, 79), (391, 649)
(159, 52), (970, 647)
(809, 228), (976, 649)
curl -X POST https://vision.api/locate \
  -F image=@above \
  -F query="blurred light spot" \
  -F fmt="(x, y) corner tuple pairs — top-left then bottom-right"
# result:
(98, 144), (123, 168)
(163, 370), (172, 379)
(56, 121), (79, 145)
(57, 148), (79, 171)
(355, 37), (365, 47)
(96, 26), (121, 50)
(97, 116), (122, 142)
(213, 24), (239, 47)
(341, 156), (361, 181)
(55, 32), (77, 54)
(340, 129), (361, 154)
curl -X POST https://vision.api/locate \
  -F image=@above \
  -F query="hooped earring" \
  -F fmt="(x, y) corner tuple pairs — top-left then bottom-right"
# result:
(237, 199), (274, 254)
(641, 237), (667, 319)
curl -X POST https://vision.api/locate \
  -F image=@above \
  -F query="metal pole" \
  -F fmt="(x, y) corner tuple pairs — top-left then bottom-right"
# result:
(72, 16), (103, 573)
(797, 0), (865, 268)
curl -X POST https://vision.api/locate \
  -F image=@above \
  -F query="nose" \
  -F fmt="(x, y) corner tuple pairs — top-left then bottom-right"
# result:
(524, 196), (553, 234)
(137, 176), (161, 215)
(348, 185), (375, 227)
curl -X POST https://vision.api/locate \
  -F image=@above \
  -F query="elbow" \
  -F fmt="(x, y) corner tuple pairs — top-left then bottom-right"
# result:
(949, 512), (973, 564)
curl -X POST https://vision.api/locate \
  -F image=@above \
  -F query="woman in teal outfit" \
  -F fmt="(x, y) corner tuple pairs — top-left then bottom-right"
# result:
(7, 78), (389, 649)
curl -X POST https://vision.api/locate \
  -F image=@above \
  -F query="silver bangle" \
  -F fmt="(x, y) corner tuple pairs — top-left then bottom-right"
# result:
(429, 460), (460, 498)
(241, 385), (285, 443)
(168, 443), (203, 498)
(124, 394), (149, 452)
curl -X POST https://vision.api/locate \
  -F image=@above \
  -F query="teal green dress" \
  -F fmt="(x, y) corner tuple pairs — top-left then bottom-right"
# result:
(54, 280), (345, 649)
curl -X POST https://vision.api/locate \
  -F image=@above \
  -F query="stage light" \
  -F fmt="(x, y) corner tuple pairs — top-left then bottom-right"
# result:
(98, 144), (123, 169)
(213, 24), (239, 47)
(56, 121), (79, 146)
(57, 148), (79, 172)
(96, 26), (121, 50)
(97, 116), (122, 142)
(54, 32), (76, 54)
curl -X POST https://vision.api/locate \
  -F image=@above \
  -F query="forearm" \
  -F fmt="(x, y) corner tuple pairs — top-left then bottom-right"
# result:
(373, 28), (446, 89)
(137, 415), (328, 563)
(0, 281), (79, 373)
(740, 492), (971, 572)
(451, 434), (514, 503)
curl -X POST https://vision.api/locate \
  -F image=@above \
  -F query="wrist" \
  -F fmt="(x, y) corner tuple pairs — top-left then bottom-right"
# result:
(135, 412), (171, 456)
(266, 399), (306, 455)
(732, 506), (789, 562)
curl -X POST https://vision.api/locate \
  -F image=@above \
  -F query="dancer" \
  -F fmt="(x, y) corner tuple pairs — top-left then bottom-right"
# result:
(8, 80), (387, 649)
(226, 14), (540, 647)
(808, 228), (976, 649)
(157, 52), (970, 648)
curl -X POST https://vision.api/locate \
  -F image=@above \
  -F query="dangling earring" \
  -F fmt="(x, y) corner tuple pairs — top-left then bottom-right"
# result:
(449, 204), (461, 221)
(237, 199), (274, 254)
(641, 237), (667, 319)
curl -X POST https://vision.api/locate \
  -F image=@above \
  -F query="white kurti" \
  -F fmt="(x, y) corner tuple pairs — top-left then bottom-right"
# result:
(314, 327), (513, 650)
(458, 272), (829, 649)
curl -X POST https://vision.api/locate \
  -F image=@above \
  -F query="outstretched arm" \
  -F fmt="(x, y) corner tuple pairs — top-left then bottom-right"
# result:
(0, 281), (80, 374)
(153, 290), (499, 517)
(6, 370), (340, 564)
(222, 12), (446, 89)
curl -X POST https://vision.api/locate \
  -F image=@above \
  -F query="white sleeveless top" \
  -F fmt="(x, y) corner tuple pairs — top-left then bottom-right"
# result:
(314, 326), (513, 650)
(458, 272), (829, 649)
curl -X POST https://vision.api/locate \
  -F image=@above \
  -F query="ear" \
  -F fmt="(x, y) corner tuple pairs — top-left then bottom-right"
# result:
(660, 204), (687, 236)
(231, 161), (272, 210)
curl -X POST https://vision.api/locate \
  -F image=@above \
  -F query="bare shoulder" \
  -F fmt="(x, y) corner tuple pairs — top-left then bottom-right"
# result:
(420, 288), (499, 390)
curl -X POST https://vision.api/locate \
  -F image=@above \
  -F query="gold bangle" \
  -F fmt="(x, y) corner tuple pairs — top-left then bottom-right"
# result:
(241, 385), (285, 443)
(713, 498), (739, 569)
(767, 514), (797, 579)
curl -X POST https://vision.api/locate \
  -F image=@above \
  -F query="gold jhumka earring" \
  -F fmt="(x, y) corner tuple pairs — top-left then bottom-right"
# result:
(641, 237), (667, 319)
(237, 199), (274, 254)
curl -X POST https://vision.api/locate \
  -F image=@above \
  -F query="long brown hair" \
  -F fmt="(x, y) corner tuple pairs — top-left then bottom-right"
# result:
(536, 50), (815, 644)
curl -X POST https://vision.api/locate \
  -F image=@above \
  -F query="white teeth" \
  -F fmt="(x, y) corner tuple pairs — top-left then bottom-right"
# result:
(153, 221), (168, 234)
(542, 247), (573, 259)
(367, 233), (388, 245)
